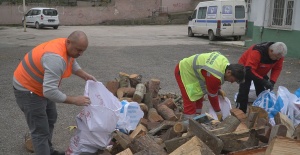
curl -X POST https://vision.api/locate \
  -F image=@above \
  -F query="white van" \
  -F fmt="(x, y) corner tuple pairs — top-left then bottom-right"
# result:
(188, 0), (247, 41)
(22, 7), (60, 29)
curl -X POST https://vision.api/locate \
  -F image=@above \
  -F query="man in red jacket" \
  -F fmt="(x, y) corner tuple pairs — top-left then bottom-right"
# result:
(236, 42), (287, 113)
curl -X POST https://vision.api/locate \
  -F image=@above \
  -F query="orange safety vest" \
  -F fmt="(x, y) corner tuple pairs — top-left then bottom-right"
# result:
(14, 38), (74, 96)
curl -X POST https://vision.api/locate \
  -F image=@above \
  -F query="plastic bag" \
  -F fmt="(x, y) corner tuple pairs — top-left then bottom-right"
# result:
(208, 96), (232, 120)
(116, 100), (144, 134)
(67, 80), (122, 155)
(234, 81), (257, 102)
(252, 90), (278, 125)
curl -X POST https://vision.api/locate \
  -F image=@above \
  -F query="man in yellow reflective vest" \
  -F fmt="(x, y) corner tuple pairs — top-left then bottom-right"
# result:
(175, 52), (245, 120)
(13, 31), (96, 155)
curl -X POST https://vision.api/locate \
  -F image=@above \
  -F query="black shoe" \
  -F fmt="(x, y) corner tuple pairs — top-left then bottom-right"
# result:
(51, 150), (65, 155)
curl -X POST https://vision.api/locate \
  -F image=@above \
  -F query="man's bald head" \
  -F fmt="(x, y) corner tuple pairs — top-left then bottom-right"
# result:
(66, 31), (88, 58)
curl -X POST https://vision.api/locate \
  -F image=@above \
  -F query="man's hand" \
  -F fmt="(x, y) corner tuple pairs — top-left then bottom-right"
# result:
(216, 111), (223, 121)
(262, 79), (274, 91)
(66, 96), (91, 106)
(218, 89), (226, 99)
(85, 74), (97, 81)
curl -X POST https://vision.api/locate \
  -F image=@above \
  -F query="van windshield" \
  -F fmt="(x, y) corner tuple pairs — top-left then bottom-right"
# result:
(235, 6), (245, 19)
(43, 9), (58, 16)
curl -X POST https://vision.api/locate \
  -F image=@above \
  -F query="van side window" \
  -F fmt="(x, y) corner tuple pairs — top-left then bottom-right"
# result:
(197, 7), (207, 19)
(235, 5), (245, 19)
(191, 10), (197, 19)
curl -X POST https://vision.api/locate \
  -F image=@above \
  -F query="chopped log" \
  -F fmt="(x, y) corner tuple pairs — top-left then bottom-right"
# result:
(255, 118), (268, 128)
(160, 127), (181, 142)
(129, 74), (142, 88)
(230, 108), (247, 122)
(117, 87), (136, 99)
(112, 130), (132, 149)
(246, 112), (258, 129)
(243, 129), (260, 148)
(173, 114), (211, 133)
(119, 97), (133, 102)
(248, 106), (268, 124)
(164, 135), (194, 153)
(138, 103), (148, 117)
(211, 115), (240, 135)
(145, 121), (161, 130)
(147, 108), (164, 123)
(148, 120), (176, 136)
(228, 145), (268, 155)
(119, 72), (130, 88)
(293, 124), (300, 140)
(217, 127), (265, 142)
(188, 119), (224, 154)
(132, 150), (148, 155)
(160, 98), (177, 110)
(152, 96), (161, 109)
(106, 80), (119, 96)
(116, 148), (133, 155)
(234, 122), (249, 132)
(128, 135), (167, 155)
(147, 78), (160, 98)
(169, 136), (215, 155)
(156, 104), (178, 121)
(129, 124), (148, 139)
(143, 92), (153, 109)
(274, 112), (295, 138)
(139, 118), (148, 128)
(265, 136), (300, 155)
(173, 121), (188, 133)
(132, 83), (146, 103)
(268, 124), (287, 144)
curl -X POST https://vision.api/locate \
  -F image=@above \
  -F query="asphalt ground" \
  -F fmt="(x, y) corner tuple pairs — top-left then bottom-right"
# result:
(0, 25), (299, 155)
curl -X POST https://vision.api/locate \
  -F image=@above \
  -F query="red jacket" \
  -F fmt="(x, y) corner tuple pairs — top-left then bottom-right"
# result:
(238, 42), (283, 83)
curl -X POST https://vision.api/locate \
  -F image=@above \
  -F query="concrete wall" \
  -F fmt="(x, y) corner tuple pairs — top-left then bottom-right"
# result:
(0, 0), (160, 25)
(162, 0), (194, 13)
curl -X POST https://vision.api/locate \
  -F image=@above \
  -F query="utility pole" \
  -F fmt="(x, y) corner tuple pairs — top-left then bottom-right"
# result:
(23, 0), (26, 32)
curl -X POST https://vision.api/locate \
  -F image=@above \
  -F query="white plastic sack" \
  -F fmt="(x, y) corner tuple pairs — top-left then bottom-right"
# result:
(208, 96), (232, 120)
(116, 100), (144, 134)
(276, 86), (300, 127)
(67, 80), (122, 155)
(234, 81), (257, 102)
(252, 90), (278, 125)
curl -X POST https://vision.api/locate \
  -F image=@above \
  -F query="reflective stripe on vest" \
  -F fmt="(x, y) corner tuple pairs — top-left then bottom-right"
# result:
(192, 54), (224, 96)
(21, 50), (43, 84)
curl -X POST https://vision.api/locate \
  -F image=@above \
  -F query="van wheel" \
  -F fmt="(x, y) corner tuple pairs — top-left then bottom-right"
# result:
(208, 30), (215, 41)
(35, 22), (40, 29)
(188, 28), (194, 37)
(233, 36), (241, 41)
(53, 26), (58, 29)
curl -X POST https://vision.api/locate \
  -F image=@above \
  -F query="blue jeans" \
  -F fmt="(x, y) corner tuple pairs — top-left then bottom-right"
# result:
(14, 88), (57, 155)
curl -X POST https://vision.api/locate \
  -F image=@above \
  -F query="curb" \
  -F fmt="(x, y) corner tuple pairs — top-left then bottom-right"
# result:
(209, 41), (247, 48)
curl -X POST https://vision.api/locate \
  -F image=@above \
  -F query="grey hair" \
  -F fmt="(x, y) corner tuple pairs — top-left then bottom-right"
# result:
(269, 42), (287, 56)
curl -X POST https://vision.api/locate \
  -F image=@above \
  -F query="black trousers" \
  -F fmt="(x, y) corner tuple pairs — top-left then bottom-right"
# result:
(236, 76), (266, 113)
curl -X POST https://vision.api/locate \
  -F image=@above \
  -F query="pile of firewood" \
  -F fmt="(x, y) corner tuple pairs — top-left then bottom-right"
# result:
(105, 72), (300, 155)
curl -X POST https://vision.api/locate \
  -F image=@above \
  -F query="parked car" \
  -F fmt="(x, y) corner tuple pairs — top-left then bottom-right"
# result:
(188, 0), (247, 41)
(22, 7), (60, 29)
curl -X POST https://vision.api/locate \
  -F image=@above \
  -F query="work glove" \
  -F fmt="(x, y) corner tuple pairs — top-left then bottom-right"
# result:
(218, 89), (226, 99)
(216, 111), (223, 121)
(262, 79), (274, 91)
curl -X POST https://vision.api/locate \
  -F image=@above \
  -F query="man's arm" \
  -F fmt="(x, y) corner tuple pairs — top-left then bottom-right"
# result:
(244, 51), (265, 81)
(74, 68), (97, 81)
(201, 70), (221, 112)
(270, 58), (284, 83)
(42, 53), (91, 106)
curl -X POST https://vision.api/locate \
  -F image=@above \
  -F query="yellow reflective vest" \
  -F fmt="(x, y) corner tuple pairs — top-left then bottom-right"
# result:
(179, 52), (229, 101)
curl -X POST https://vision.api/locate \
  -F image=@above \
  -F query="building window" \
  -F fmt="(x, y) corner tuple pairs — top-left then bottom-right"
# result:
(271, 0), (294, 28)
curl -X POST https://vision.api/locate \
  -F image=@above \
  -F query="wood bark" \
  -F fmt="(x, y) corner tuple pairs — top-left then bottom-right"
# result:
(164, 135), (194, 153)
(128, 135), (167, 155)
(106, 80), (119, 96)
(169, 136), (215, 155)
(148, 120), (176, 136)
(129, 74), (142, 88)
(160, 98), (177, 110)
(117, 87), (135, 99)
(211, 115), (240, 135)
(156, 104), (178, 121)
(147, 108), (164, 123)
(189, 119), (224, 155)
(132, 83), (146, 103)
(147, 78), (160, 98)
(119, 72), (130, 88)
